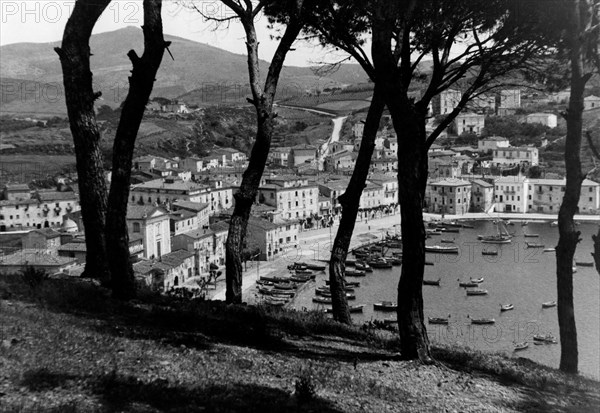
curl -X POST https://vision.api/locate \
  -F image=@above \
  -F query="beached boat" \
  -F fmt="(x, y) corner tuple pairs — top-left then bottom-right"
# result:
(533, 334), (558, 344)
(256, 280), (274, 286)
(513, 342), (529, 351)
(373, 301), (398, 311)
(355, 261), (373, 272)
(542, 301), (557, 308)
(526, 242), (545, 248)
(523, 233), (539, 238)
(294, 269), (314, 275)
(312, 297), (332, 304)
(425, 245), (459, 254)
(264, 298), (287, 307)
(466, 288), (488, 296)
(441, 228), (460, 233)
(260, 275), (292, 283)
(482, 249), (499, 256)
(423, 278), (441, 286)
(441, 238), (455, 243)
(575, 261), (594, 267)
(295, 262), (326, 271)
(273, 282), (296, 290)
(428, 316), (450, 325)
(470, 317), (495, 324)
(316, 291), (356, 300)
(388, 257), (402, 265)
(426, 229), (443, 236)
(288, 263), (307, 271)
(500, 304), (514, 311)
(326, 304), (365, 314)
(316, 285), (355, 294)
(326, 280), (360, 287)
(345, 269), (367, 277)
(345, 259), (357, 266)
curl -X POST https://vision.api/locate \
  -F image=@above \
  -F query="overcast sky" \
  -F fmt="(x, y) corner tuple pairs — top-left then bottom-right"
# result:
(0, 0), (352, 67)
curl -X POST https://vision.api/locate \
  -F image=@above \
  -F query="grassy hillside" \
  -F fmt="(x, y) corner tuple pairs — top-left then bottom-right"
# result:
(0, 274), (598, 412)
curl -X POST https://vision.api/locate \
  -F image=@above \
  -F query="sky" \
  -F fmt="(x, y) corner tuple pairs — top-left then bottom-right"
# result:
(0, 0), (350, 67)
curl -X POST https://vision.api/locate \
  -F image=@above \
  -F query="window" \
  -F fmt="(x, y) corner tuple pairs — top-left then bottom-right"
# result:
(590, 187), (593, 192)
(590, 197), (593, 202)
(133, 222), (141, 233)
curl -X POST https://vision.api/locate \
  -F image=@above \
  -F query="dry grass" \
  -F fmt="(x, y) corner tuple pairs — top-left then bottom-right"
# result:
(0, 273), (598, 413)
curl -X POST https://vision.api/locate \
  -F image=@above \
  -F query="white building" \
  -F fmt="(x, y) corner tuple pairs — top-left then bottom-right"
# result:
(258, 176), (319, 221)
(425, 179), (472, 215)
(127, 205), (171, 259)
(0, 191), (80, 232)
(525, 113), (557, 128)
(493, 147), (539, 167)
(436, 89), (462, 115)
(454, 113), (485, 136)
(526, 179), (600, 214)
(584, 95), (600, 110)
(493, 176), (528, 213)
(478, 136), (510, 152)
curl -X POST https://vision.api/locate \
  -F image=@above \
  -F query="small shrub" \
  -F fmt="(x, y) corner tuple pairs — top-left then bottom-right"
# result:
(294, 367), (317, 404)
(20, 266), (48, 295)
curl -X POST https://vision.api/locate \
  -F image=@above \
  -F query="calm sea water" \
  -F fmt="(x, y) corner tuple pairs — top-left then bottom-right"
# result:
(292, 220), (600, 379)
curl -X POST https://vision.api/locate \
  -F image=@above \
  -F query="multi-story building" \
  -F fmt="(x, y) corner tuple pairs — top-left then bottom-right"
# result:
(0, 191), (80, 232)
(470, 94), (496, 112)
(245, 216), (300, 261)
(470, 179), (494, 212)
(359, 183), (384, 209)
(2, 184), (31, 201)
(133, 249), (195, 291)
(478, 136), (510, 152)
(370, 157), (397, 173)
(171, 201), (210, 228)
(180, 157), (204, 173)
(325, 150), (356, 172)
(368, 174), (398, 206)
(21, 228), (62, 251)
(268, 147), (292, 167)
(525, 113), (557, 128)
(258, 176), (319, 220)
(492, 147), (539, 167)
(353, 122), (365, 139)
(290, 145), (318, 168)
(493, 176), (528, 212)
(126, 205), (171, 259)
(433, 89), (462, 115)
(454, 113), (485, 136)
(498, 89), (521, 115)
(526, 179), (600, 214)
(133, 155), (177, 172)
(425, 179), (472, 215)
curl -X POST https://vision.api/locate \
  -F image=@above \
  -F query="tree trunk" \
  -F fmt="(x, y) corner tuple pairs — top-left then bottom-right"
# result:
(556, 0), (590, 374)
(54, 0), (111, 284)
(226, 111), (274, 303)
(329, 87), (386, 324)
(106, 0), (167, 300)
(394, 111), (432, 362)
(593, 228), (600, 276)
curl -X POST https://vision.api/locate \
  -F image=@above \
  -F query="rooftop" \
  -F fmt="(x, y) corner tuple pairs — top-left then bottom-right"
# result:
(430, 179), (472, 187)
(26, 228), (61, 239)
(172, 201), (210, 212)
(133, 179), (206, 193)
(127, 205), (168, 220)
(471, 179), (494, 188)
(0, 249), (77, 267)
(160, 249), (195, 267)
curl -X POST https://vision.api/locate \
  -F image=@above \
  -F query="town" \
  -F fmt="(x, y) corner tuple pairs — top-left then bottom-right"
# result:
(2, 88), (599, 294)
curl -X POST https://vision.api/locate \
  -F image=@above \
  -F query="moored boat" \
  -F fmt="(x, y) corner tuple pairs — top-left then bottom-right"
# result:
(575, 261), (594, 267)
(345, 269), (367, 277)
(425, 245), (459, 254)
(312, 296), (332, 304)
(295, 262), (326, 271)
(533, 334), (558, 344)
(355, 261), (373, 272)
(373, 301), (397, 311)
(543, 248), (556, 253)
(466, 288), (488, 296)
(469, 317), (495, 324)
(326, 280), (360, 287)
(368, 258), (393, 268)
(542, 301), (557, 308)
(423, 278), (441, 286)
(500, 303), (514, 311)
(525, 242), (545, 248)
(513, 342), (529, 351)
(326, 304), (365, 313)
(550, 221), (558, 227)
(441, 238), (455, 243)
(482, 249), (499, 256)
(388, 257), (402, 265)
(458, 280), (478, 288)
(428, 315), (450, 324)
(524, 233), (539, 238)
(470, 277), (484, 284)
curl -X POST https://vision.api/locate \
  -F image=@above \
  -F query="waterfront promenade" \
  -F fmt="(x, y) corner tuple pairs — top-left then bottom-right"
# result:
(208, 211), (599, 301)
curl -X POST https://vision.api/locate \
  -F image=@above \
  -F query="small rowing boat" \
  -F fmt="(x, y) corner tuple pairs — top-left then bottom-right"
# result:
(326, 304), (365, 314)
(425, 245), (459, 254)
(513, 342), (529, 351)
(500, 303), (514, 311)
(373, 301), (397, 311)
(466, 288), (488, 296)
(423, 278), (441, 286)
(523, 233), (539, 238)
(525, 242), (545, 248)
(542, 301), (557, 308)
(428, 315), (451, 325)
(575, 261), (594, 267)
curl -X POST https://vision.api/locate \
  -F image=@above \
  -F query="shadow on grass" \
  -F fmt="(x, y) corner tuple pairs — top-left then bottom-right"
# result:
(20, 367), (343, 413)
(1, 273), (399, 361)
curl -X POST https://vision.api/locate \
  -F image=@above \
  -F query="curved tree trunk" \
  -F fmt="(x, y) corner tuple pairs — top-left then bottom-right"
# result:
(226, 110), (274, 303)
(106, 0), (168, 300)
(329, 86), (386, 324)
(223, 8), (303, 303)
(593, 227), (600, 276)
(555, 0), (591, 374)
(55, 0), (112, 284)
